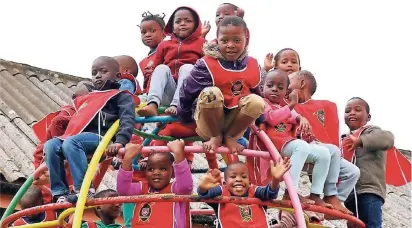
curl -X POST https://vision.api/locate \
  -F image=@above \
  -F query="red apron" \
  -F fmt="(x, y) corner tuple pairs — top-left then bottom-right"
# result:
(218, 186), (269, 228)
(203, 56), (260, 109)
(132, 181), (190, 228)
(139, 52), (157, 94)
(294, 100), (340, 146)
(58, 90), (123, 140)
(12, 210), (57, 227)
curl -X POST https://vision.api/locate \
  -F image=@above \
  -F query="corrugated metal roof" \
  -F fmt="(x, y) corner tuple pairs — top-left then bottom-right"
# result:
(0, 58), (410, 226)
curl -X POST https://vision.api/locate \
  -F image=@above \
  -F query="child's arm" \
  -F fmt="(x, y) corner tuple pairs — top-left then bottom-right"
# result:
(117, 144), (143, 196)
(151, 42), (165, 68)
(197, 169), (222, 198)
(167, 140), (193, 194)
(358, 126), (395, 152)
(264, 102), (295, 126)
(177, 59), (213, 123)
(255, 158), (291, 201)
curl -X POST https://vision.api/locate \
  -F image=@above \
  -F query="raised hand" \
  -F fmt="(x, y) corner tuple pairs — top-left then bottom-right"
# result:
(201, 21), (211, 38)
(270, 157), (291, 181)
(167, 139), (185, 163)
(348, 134), (363, 151)
(198, 168), (222, 193)
(264, 53), (275, 72)
(105, 143), (123, 157)
(122, 143), (143, 171)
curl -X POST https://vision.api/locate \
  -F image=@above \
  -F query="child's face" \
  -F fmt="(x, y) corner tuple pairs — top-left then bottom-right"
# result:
(217, 24), (246, 61)
(344, 99), (370, 131)
(224, 163), (250, 196)
(215, 4), (236, 26)
(92, 57), (120, 89)
(97, 192), (121, 220)
(276, 50), (300, 75)
(140, 20), (164, 48)
(146, 154), (173, 190)
(263, 71), (289, 104)
(173, 9), (195, 39)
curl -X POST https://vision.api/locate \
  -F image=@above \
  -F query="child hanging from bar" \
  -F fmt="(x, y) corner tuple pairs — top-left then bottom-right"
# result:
(138, 6), (205, 117)
(262, 69), (332, 206)
(117, 139), (193, 228)
(11, 186), (57, 227)
(81, 189), (123, 228)
(138, 11), (166, 97)
(342, 97), (394, 228)
(197, 159), (291, 227)
(178, 16), (265, 168)
(44, 56), (135, 204)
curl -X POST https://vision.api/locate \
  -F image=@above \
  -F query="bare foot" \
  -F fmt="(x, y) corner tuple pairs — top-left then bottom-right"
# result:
(138, 103), (158, 117)
(202, 136), (222, 153)
(324, 195), (353, 215)
(165, 106), (177, 116)
(283, 191), (315, 205)
(308, 194), (333, 208)
(224, 136), (244, 155)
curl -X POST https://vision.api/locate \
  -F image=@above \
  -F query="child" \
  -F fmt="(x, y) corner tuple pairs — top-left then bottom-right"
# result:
(11, 186), (57, 227)
(262, 69), (331, 206)
(197, 159), (291, 227)
(201, 3), (245, 39)
(138, 6), (205, 116)
(32, 81), (93, 203)
(44, 56), (135, 204)
(117, 139), (193, 228)
(178, 16), (265, 156)
(342, 97), (394, 228)
(114, 55), (142, 96)
(138, 11), (166, 95)
(288, 70), (360, 214)
(81, 189), (123, 228)
(263, 48), (301, 75)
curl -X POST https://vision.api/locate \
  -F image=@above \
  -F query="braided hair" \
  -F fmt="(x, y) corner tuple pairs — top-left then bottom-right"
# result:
(139, 11), (166, 29)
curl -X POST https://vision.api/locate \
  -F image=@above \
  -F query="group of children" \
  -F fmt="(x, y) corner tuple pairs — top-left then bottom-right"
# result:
(15, 2), (394, 228)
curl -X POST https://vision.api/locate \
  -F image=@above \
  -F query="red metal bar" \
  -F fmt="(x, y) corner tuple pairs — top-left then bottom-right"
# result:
(1, 195), (365, 228)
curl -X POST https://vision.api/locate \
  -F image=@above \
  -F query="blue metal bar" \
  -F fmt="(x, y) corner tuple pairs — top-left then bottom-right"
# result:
(135, 116), (178, 124)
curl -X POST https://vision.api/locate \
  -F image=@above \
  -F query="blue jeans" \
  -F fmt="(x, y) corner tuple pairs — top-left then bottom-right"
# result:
(44, 133), (100, 196)
(345, 193), (383, 228)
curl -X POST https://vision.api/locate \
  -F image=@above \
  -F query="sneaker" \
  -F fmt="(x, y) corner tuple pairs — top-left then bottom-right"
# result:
(67, 191), (95, 204)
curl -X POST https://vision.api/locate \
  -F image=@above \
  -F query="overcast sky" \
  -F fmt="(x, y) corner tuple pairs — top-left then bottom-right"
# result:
(1, 0), (411, 149)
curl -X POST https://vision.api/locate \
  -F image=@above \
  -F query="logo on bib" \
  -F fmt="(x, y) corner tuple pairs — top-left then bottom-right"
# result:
(274, 123), (287, 132)
(78, 102), (88, 111)
(231, 80), (244, 96)
(139, 203), (152, 222)
(238, 205), (252, 222)
(314, 109), (325, 126)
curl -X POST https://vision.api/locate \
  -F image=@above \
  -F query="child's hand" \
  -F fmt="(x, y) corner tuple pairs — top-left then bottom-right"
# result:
(199, 168), (222, 193)
(270, 157), (291, 181)
(348, 134), (363, 151)
(105, 143), (123, 157)
(167, 139), (185, 163)
(33, 170), (50, 186)
(138, 159), (148, 171)
(122, 143), (143, 171)
(264, 53), (275, 72)
(145, 61), (154, 73)
(298, 116), (312, 136)
(201, 21), (211, 38)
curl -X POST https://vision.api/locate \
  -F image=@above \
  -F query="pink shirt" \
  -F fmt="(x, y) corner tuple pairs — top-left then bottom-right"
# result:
(117, 159), (193, 228)
(264, 99), (299, 126)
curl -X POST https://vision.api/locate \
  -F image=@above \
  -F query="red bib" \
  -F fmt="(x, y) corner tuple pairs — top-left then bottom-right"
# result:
(203, 56), (260, 109)
(132, 182), (175, 228)
(12, 210), (57, 227)
(32, 105), (75, 142)
(139, 53), (157, 94)
(294, 100), (340, 146)
(218, 186), (269, 228)
(59, 90), (123, 140)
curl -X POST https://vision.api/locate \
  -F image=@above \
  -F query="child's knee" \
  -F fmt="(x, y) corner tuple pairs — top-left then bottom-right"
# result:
(152, 64), (170, 76)
(44, 138), (62, 155)
(239, 94), (265, 118)
(178, 64), (194, 75)
(316, 146), (331, 163)
(197, 87), (224, 108)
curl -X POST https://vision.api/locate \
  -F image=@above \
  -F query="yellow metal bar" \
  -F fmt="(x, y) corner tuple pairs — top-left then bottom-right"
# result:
(72, 120), (120, 227)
